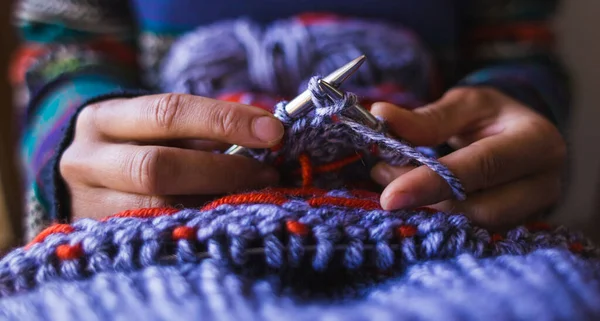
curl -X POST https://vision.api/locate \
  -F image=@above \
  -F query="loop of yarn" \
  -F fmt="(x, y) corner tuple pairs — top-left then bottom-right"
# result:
(248, 76), (464, 200)
(160, 14), (434, 102)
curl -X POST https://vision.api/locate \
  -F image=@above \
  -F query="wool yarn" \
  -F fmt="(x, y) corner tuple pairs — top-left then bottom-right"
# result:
(1, 13), (599, 321)
(160, 13), (434, 108)
(0, 77), (598, 321)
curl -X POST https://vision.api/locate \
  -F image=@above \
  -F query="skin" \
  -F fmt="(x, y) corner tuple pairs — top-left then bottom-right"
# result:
(60, 93), (284, 220)
(61, 87), (567, 229)
(369, 87), (566, 230)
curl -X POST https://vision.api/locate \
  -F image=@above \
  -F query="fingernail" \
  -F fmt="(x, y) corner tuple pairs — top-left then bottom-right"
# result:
(381, 191), (415, 210)
(371, 163), (394, 184)
(253, 116), (284, 143)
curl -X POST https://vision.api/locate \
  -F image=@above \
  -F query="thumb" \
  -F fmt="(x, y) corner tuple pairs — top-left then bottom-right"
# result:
(370, 89), (498, 146)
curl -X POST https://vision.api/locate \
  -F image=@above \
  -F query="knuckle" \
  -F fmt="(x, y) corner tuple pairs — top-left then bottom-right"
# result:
(210, 104), (246, 138)
(529, 118), (567, 167)
(129, 148), (162, 194)
(149, 93), (182, 130)
(471, 142), (501, 189)
(59, 145), (84, 183)
(451, 87), (486, 104)
(75, 104), (100, 134)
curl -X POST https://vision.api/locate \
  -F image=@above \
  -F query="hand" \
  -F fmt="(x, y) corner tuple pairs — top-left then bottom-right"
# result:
(60, 93), (284, 220)
(370, 87), (566, 229)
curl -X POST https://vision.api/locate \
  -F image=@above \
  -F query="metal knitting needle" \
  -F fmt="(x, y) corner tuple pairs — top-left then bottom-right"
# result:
(225, 55), (367, 156)
(317, 79), (386, 132)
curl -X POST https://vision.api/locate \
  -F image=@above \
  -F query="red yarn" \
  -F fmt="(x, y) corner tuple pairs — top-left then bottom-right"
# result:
(397, 225), (417, 238)
(102, 207), (180, 221)
(313, 153), (364, 173)
(26, 224), (75, 249)
(416, 207), (438, 214)
(491, 233), (504, 243)
(286, 221), (310, 236)
(525, 222), (551, 232)
(56, 243), (84, 260)
(307, 196), (381, 210)
(172, 226), (196, 240)
(569, 242), (584, 253)
(201, 193), (288, 211)
(299, 153), (314, 187)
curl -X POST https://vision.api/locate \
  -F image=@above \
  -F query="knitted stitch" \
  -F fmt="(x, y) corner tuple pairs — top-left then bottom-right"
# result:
(13, 2), (571, 238)
(0, 249), (598, 321)
(4, 5), (590, 320)
(0, 74), (598, 321)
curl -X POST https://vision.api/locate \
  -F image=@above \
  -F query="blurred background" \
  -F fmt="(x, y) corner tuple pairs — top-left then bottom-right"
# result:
(0, 1), (598, 250)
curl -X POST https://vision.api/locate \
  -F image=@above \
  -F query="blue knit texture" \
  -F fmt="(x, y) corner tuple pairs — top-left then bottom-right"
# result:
(1, 14), (598, 321)
(1, 70), (598, 321)
(0, 249), (599, 321)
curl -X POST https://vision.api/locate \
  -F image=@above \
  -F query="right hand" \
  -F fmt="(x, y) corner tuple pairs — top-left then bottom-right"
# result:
(60, 93), (284, 220)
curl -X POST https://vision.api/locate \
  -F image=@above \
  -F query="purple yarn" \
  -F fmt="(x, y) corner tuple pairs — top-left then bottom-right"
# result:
(1, 198), (598, 297)
(243, 76), (465, 200)
(1, 14), (599, 321)
(160, 15), (434, 103)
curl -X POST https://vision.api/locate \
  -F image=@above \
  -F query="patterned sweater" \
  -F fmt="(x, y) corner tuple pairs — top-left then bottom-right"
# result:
(10, 0), (569, 240)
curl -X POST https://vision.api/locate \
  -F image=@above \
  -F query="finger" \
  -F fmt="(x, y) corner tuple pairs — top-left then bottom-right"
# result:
(83, 144), (279, 195)
(71, 188), (214, 221)
(159, 139), (230, 151)
(80, 93), (284, 148)
(429, 172), (561, 229)
(370, 89), (499, 146)
(379, 125), (565, 210)
(370, 163), (414, 186)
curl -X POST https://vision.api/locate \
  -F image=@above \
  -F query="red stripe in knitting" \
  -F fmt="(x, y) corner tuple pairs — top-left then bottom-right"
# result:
(396, 225), (418, 238)
(307, 196), (381, 210)
(56, 243), (84, 260)
(201, 193), (289, 211)
(299, 153), (314, 187)
(286, 221), (310, 236)
(102, 207), (180, 220)
(172, 226), (196, 240)
(26, 224), (75, 249)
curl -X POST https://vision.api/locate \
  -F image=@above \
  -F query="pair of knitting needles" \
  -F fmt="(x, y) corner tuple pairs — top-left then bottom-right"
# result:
(225, 55), (384, 156)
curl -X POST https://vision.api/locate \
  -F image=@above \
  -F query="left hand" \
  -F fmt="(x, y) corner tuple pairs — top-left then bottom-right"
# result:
(370, 87), (566, 229)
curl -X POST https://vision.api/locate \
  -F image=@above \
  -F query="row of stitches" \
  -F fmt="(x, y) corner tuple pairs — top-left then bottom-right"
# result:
(0, 202), (596, 296)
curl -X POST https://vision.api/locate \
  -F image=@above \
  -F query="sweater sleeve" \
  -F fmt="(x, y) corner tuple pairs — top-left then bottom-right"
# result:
(455, 0), (570, 132)
(11, 0), (146, 240)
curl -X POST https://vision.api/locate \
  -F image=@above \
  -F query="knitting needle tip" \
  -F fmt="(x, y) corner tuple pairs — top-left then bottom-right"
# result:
(322, 55), (366, 88)
(317, 79), (344, 99)
(225, 55), (367, 156)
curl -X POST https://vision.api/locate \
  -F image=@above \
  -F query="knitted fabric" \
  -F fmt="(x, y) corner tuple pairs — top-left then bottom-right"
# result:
(2, 11), (593, 321)
(13, 1), (570, 238)
(0, 74), (599, 320)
